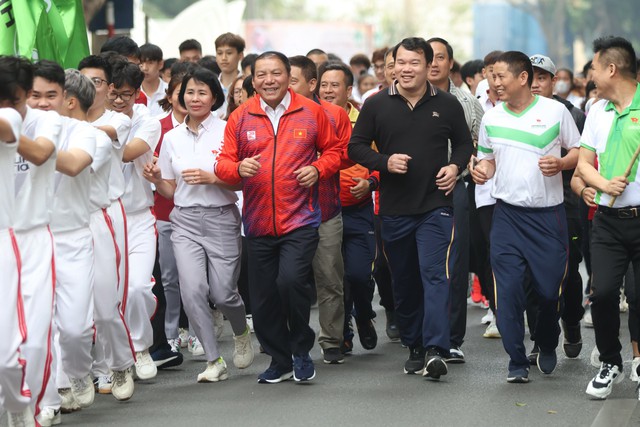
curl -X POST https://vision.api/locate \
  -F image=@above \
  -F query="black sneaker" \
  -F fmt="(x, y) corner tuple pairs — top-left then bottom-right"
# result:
(385, 309), (401, 342)
(537, 349), (557, 374)
(322, 347), (344, 364)
(507, 367), (530, 383)
(423, 347), (448, 380)
(527, 343), (540, 365)
(356, 318), (378, 350)
(151, 347), (183, 369)
(445, 346), (465, 364)
(561, 321), (582, 358)
(404, 346), (426, 374)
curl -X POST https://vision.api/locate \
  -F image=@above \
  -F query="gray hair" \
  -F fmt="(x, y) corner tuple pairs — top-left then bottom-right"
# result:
(64, 69), (96, 113)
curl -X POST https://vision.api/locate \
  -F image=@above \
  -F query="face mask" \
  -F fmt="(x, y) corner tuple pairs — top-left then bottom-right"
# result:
(555, 80), (571, 94)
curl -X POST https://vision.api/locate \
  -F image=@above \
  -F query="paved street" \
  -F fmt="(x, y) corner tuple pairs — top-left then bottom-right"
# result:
(3, 297), (640, 427)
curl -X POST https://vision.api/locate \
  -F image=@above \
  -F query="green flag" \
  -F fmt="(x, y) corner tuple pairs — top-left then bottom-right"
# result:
(0, 0), (89, 68)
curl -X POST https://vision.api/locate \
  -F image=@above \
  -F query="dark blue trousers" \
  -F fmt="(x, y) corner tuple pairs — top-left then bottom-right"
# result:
(490, 201), (568, 372)
(381, 207), (455, 351)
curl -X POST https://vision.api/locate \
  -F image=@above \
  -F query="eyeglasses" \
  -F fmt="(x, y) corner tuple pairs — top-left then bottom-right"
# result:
(107, 91), (135, 102)
(91, 77), (108, 87)
(373, 64), (385, 71)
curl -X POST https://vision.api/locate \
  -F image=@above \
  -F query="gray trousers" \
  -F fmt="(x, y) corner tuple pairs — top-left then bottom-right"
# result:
(170, 205), (246, 362)
(312, 214), (345, 349)
(157, 220), (181, 340)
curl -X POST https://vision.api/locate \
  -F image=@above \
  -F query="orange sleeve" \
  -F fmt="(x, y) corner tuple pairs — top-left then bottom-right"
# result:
(214, 111), (243, 185)
(312, 106), (343, 180)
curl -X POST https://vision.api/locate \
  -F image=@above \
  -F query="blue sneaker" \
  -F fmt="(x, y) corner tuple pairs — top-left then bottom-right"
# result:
(507, 367), (530, 383)
(537, 349), (557, 374)
(293, 354), (316, 382)
(257, 365), (293, 384)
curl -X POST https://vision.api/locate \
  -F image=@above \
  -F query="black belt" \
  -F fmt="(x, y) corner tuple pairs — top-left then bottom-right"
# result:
(597, 205), (640, 219)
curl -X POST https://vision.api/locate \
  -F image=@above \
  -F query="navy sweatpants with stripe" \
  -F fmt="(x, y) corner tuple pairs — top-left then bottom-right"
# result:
(490, 201), (568, 372)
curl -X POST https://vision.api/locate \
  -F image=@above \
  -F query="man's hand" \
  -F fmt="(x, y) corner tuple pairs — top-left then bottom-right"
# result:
(604, 176), (628, 197)
(182, 168), (216, 185)
(239, 154), (261, 178)
(294, 166), (319, 187)
(581, 186), (597, 207)
(387, 153), (412, 174)
(143, 162), (162, 184)
(469, 156), (490, 185)
(349, 177), (371, 199)
(436, 164), (458, 196)
(538, 155), (564, 177)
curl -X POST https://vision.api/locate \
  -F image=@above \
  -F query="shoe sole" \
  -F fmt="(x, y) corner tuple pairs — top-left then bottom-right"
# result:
(197, 373), (229, 383)
(294, 370), (316, 382)
(423, 358), (448, 380)
(97, 388), (112, 395)
(444, 357), (465, 364)
(257, 371), (293, 384)
(507, 376), (529, 383)
(112, 390), (134, 401)
(404, 367), (425, 375)
(323, 358), (344, 364)
(586, 373), (624, 399)
(155, 355), (183, 369)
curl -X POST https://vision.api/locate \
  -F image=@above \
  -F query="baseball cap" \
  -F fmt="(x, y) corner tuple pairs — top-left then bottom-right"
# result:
(529, 54), (556, 76)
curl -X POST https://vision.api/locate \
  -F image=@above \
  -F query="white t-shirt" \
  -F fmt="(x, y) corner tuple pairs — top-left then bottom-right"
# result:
(89, 128), (114, 212)
(477, 95), (580, 208)
(91, 110), (131, 202)
(15, 107), (62, 232)
(159, 113), (237, 208)
(0, 108), (22, 230)
(142, 78), (169, 118)
(121, 104), (161, 213)
(50, 117), (97, 233)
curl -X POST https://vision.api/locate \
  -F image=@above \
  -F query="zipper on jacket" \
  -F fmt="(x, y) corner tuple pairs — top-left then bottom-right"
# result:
(271, 132), (278, 236)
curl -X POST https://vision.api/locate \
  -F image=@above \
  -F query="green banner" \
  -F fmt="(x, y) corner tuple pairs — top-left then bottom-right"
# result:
(0, 0), (90, 68)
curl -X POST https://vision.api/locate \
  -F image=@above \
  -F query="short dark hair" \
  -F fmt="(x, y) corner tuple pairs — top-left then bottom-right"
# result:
(242, 75), (255, 97)
(497, 51), (534, 87)
(111, 60), (144, 90)
(161, 58), (177, 73)
(170, 61), (195, 77)
(140, 43), (163, 62)
(33, 60), (65, 88)
(327, 53), (342, 63)
(593, 36), (637, 79)
(179, 39), (202, 54)
(582, 60), (592, 78)
(426, 37), (454, 61)
(178, 67), (225, 112)
(318, 61), (354, 88)
(100, 36), (141, 60)
(79, 54), (113, 82)
(0, 56), (33, 102)
(371, 47), (388, 63)
(393, 37), (434, 64)
(241, 53), (258, 73)
(198, 55), (221, 75)
(215, 33), (245, 53)
(461, 59), (484, 83)
(484, 50), (504, 67)
(306, 48), (327, 57)
(349, 53), (371, 70)
(159, 68), (190, 112)
(251, 51), (291, 76)
(289, 55), (317, 83)
(452, 60), (461, 74)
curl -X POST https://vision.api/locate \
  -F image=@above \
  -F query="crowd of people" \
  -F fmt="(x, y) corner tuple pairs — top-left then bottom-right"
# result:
(1, 30), (640, 427)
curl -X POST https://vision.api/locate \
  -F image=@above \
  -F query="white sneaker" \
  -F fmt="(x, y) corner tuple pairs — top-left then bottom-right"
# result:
(111, 367), (134, 401)
(584, 310), (593, 328)
(246, 315), (254, 333)
(620, 292), (629, 312)
(188, 336), (205, 356)
(233, 326), (255, 369)
(8, 407), (35, 427)
(631, 357), (640, 381)
(59, 388), (80, 413)
(483, 320), (501, 338)
(481, 310), (494, 325)
(197, 358), (229, 383)
(96, 374), (112, 394)
(178, 328), (189, 348)
(590, 346), (601, 368)
(70, 375), (94, 408)
(168, 338), (181, 353)
(135, 349), (158, 380)
(36, 407), (60, 427)
(213, 309), (225, 339)
(586, 363), (624, 399)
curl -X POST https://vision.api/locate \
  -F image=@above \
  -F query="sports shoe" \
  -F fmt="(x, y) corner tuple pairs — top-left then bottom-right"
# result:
(70, 374), (95, 408)
(630, 357), (640, 381)
(213, 309), (225, 339)
(233, 326), (255, 369)
(293, 353), (316, 382)
(507, 367), (530, 383)
(257, 365), (293, 384)
(445, 346), (465, 364)
(111, 367), (134, 401)
(246, 315), (254, 333)
(197, 358), (229, 383)
(620, 291), (629, 312)
(423, 347), (448, 380)
(8, 407), (35, 427)
(178, 328), (189, 348)
(96, 374), (112, 394)
(188, 336), (205, 356)
(322, 347), (344, 364)
(481, 310), (493, 325)
(470, 274), (483, 304)
(356, 318), (378, 350)
(167, 338), (181, 353)
(135, 349), (158, 380)
(561, 321), (582, 358)
(404, 346), (426, 374)
(151, 347), (183, 369)
(527, 344), (540, 365)
(385, 309), (401, 342)
(590, 346), (600, 368)
(36, 407), (60, 427)
(483, 320), (501, 338)
(537, 349), (557, 374)
(586, 363), (624, 399)
(59, 388), (80, 413)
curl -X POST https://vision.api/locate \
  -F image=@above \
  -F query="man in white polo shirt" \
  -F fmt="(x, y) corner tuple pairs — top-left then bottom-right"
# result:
(577, 36), (640, 400)
(471, 51), (580, 384)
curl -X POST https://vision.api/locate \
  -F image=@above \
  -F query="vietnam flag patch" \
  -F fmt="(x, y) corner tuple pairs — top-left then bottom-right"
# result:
(294, 129), (307, 139)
